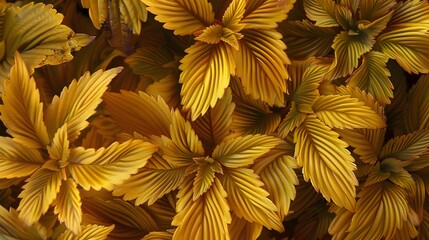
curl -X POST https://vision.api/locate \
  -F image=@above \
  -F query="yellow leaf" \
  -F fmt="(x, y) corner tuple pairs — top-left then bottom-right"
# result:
(348, 51), (393, 105)
(56, 224), (114, 240)
(294, 115), (357, 210)
(279, 19), (337, 58)
(104, 90), (172, 138)
(303, 0), (338, 27)
(327, 13), (392, 79)
(312, 95), (386, 129)
(235, 29), (289, 106)
(278, 102), (307, 138)
(375, 0), (429, 74)
(335, 4), (353, 30)
(242, 0), (295, 29)
(145, 75), (181, 108)
(82, 198), (157, 239)
(0, 137), (44, 179)
(328, 207), (354, 240)
(222, 0), (245, 32)
(173, 178), (231, 240)
(358, 0), (396, 21)
(1, 52), (49, 148)
(231, 78), (281, 135)
(113, 153), (187, 205)
(68, 140), (157, 191)
(81, 0), (147, 34)
(229, 214), (263, 240)
(213, 134), (282, 168)
(337, 128), (383, 164)
(195, 24), (223, 45)
(17, 169), (63, 226)
(406, 75), (429, 132)
(125, 47), (176, 81)
(291, 63), (328, 105)
(0, 206), (46, 240)
(347, 182), (409, 240)
(377, 158), (415, 190)
(192, 88), (234, 148)
(220, 168), (284, 231)
(142, 0), (214, 35)
(254, 155), (298, 218)
(0, 3), (89, 88)
(142, 231), (173, 240)
(47, 124), (70, 162)
(191, 158), (223, 200)
(380, 129), (429, 161)
(54, 178), (82, 235)
(180, 42), (234, 120)
(45, 67), (122, 142)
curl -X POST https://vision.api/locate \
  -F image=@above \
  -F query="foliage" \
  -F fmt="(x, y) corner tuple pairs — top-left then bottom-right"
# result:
(0, 0), (429, 239)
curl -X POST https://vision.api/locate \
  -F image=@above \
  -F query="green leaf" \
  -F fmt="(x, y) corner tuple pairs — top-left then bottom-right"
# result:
(0, 52), (49, 148)
(327, 13), (392, 79)
(213, 134), (283, 168)
(220, 168), (284, 231)
(347, 51), (392, 105)
(180, 42), (234, 120)
(235, 29), (289, 106)
(142, 0), (214, 35)
(68, 140), (157, 191)
(17, 169), (63, 226)
(347, 181), (409, 240)
(375, 0), (429, 74)
(0, 137), (44, 179)
(312, 95), (386, 129)
(44, 67), (122, 142)
(280, 20), (337, 58)
(173, 177), (231, 240)
(303, 0), (338, 27)
(294, 115), (358, 210)
(380, 129), (429, 161)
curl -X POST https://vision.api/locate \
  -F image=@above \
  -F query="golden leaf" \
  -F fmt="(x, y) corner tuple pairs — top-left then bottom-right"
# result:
(222, 0), (246, 32)
(173, 177), (231, 240)
(406, 74), (429, 132)
(82, 198), (157, 239)
(235, 29), (289, 106)
(291, 63), (328, 105)
(192, 88), (234, 148)
(213, 134), (282, 168)
(145, 75), (181, 108)
(231, 78), (281, 135)
(17, 169), (63, 226)
(0, 206), (46, 240)
(358, 0), (396, 21)
(279, 19), (337, 58)
(312, 95), (386, 129)
(54, 178), (82, 235)
(142, 231), (173, 240)
(68, 140), (157, 191)
(191, 158), (223, 200)
(1, 52), (49, 148)
(229, 214), (263, 240)
(47, 124), (70, 161)
(380, 129), (429, 161)
(347, 181), (409, 240)
(294, 115), (357, 210)
(0, 137), (44, 179)
(278, 102), (307, 138)
(0, 3), (90, 89)
(103, 90), (172, 138)
(303, 0), (338, 27)
(142, 0), (214, 35)
(180, 42), (234, 120)
(113, 153), (187, 205)
(375, 0), (429, 74)
(242, 0), (295, 29)
(44, 67), (122, 142)
(56, 224), (114, 240)
(254, 155), (298, 218)
(220, 168), (284, 231)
